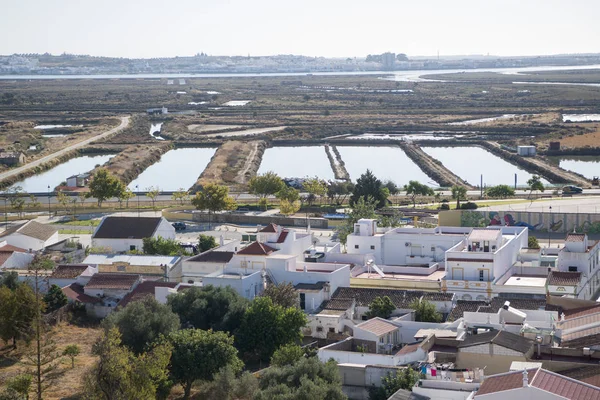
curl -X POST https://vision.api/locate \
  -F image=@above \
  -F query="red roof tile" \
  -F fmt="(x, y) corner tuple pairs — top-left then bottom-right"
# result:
(0, 244), (26, 252)
(276, 230), (289, 243)
(396, 342), (421, 355)
(118, 281), (178, 308)
(62, 283), (101, 304)
(566, 233), (586, 242)
(85, 273), (140, 290)
(259, 223), (278, 233)
(51, 264), (91, 279)
(236, 241), (277, 256)
(549, 271), (582, 286)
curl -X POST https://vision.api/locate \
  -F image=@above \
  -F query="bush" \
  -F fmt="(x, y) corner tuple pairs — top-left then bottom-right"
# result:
(440, 203), (450, 210)
(460, 202), (478, 210)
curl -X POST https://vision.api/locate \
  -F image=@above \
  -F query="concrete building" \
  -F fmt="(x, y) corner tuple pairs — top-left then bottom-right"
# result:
(66, 173), (91, 188)
(91, 216), (176, 253)
(0, 152), (25, 166)
(517, 145), (537, 157)
(83, 254), (181, 280)
(0, 220), (59, 251)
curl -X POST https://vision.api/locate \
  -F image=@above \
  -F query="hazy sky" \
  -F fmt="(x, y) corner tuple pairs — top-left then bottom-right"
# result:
(2, 0), (599, 58)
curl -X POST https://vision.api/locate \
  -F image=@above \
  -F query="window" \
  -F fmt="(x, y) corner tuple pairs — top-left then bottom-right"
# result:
(380, 337), (384, 343)
(355, 245), (359, 249)
(129, 245), (136, 251)
(431, 246), (436, 252)
(479, 270), (485, 281)
(361, 315), (368, 321)
(299, 293), (306, 310)
(187, 280), (194, 284)
(329, 327), (335, 333)
(117, 265), (126, 272)
(370, 245), (375, 250)
(569, 266), (578, 272)
(316, 326), (323, 332)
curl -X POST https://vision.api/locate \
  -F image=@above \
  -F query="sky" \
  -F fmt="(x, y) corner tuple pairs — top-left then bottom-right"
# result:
(1, 0), (599, 58)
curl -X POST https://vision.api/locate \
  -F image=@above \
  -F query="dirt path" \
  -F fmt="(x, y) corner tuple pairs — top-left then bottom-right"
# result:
(0, 116), (130, 182)
(324, 144), (350, 180)
(237, 142), (259, 182)
(400, 142), (474, 188)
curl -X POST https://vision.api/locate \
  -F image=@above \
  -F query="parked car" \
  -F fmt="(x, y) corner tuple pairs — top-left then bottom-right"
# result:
(562, 185), (583, 194)
(172, 222), (187, 231)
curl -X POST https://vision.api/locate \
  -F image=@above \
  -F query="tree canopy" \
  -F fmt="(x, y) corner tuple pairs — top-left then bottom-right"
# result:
(198, 234), (218, 253)
(262, 282), (298, 309)
(103, 296), (180, 355)
(303, 177), (328, 205)
(327, 181), (354, 205)
(278, 199), (301, 216)
(167, 285), (249, 333)
(451, 185), (467, 209)
(409, 299), (442, 323)
(365, 296), (396, 319)
(43, 284), (68, 312)
(275, 185), (300, 203)
(249, 172), (285, 199)
(485, 184), (515, 198)
(336, 196), (378, 245)
(270, 344), (304, 367)
(191, 183), (237, 225)
(87, 169), (125, 207)
(237, 296), (307, 363)
(404, 180), (434, 207)
(527, 175), (545, 198)
(351, 170), (387, 209)
(528, 236), (541, 249)
(142, 236), (182, 256)
(368, 368), (421, 400)
(167, 328), (243, 399)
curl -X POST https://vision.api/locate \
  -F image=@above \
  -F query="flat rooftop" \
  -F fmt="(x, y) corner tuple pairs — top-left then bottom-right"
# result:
(355, 270), (446, 281)
(504, 275), (547, 287)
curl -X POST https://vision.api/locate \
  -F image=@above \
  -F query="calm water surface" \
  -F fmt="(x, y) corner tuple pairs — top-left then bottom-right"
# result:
(12, 154), (113, 192)
(422, 146), (548, 186)
(336, 146), (433, 186)
(128, 148), (216, 191)
(258, 147), (334, 180)
(548, 156), (600, 179)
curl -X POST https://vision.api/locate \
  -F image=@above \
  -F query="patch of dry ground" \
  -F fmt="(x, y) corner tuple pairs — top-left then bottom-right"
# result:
(555, 123), (600, 148)
(0, 323), (101, 400)
(187, 124), (244, 133)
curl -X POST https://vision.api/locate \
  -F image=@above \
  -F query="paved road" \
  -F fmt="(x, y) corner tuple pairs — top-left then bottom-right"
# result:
(0, 116), (130, 183)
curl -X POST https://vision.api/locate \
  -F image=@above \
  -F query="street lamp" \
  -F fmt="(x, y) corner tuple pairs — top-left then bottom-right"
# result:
(3, 191), (7, 232)
(548, 206), (552, 248)
(47, 185), (51, 218)
(136, 185), (140, 217)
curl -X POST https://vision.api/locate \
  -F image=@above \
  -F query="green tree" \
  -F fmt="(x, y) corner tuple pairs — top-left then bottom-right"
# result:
(528, 236), (541, 249)
(195, 366), (258, 400)
(103, 296), (180, 355)
(303, 177), (328, 206)
(9, 188), (26, 217)
(56, 190), (69, 214)
(5, 374), (32, 399)
(369, 368), (421, 400)
(43, 284), (68, 313)
(337, 196), (378, 245)
(171, 188), (190, 205)
(383, 180), (400, 195)
(0, 270), (19, 289)
(365, 296), (396, 319)
(527, 175), (545, 198)
(117, 187), (135, 208)
(271, 343), (304, 367)
(78, 191), (87, 207)
(409, 299), (442, 322)
(167, 285), (249, 333)
(145, 186), (160, 211)
(486, 184), (515, 198)
(351, 169), (387, 209)
(451, 185), (467, 209)
(248, 172), (285, 210)
(275, 185), (300, 203)
(262, 282), (298, 309)
(198, 234), (218, 253)
(88, 169), (124, 207)
(63, 344), (80, 368)
(167, 329), (243, 399)
(0, 284), (36, 349)
(327, 181), (354, 205)
(404, 180), (434, 208)
(237, 296), (307, 363)
(191, 182), (237, 228)
(84, 327), (172, 400)
(28, 194), (41, 210)
(279, 199), (301, 216)
(254, 357), (346, 400)
(142, 236), (181, 256)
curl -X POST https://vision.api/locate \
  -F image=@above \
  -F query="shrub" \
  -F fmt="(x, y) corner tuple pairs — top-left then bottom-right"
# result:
(460, 202), (478, 210)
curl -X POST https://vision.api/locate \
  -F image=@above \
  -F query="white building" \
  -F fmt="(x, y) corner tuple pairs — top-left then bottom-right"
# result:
(0, 220), (59, 251)
(91, 216), (176, 253)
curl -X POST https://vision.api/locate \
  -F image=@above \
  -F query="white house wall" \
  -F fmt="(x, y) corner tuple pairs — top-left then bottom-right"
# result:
(155, 218), (176, 240)
(92, 238), (144, 253)
(4, 233), (45, 251)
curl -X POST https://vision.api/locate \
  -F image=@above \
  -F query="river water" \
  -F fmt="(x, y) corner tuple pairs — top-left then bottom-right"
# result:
(258, 146), (335, 180)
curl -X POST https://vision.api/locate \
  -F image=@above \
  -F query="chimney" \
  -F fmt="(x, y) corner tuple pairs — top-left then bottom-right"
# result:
(522, 369), (529, 387)
(561, 312), (565, 322)
(219, 235), (224, 246)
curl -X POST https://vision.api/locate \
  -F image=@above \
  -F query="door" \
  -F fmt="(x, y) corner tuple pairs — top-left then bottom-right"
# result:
(453, 268), (464, 280)
(299, 293), (306, 310)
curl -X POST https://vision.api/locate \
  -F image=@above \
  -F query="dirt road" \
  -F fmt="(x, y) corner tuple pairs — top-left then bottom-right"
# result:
(0, 116), (130, 183)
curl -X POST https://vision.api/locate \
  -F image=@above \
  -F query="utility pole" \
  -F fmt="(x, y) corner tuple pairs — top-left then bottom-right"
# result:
(47, 185), (51, 218)
(136, 185), (140, 217)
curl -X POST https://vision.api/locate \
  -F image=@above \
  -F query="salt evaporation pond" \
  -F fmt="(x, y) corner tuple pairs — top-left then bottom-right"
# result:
(562, 114), (600, 122)
(258, 147), (335, 180)
(12, 154), (114, 192)
(336, 146), (433, 186)
(422, 146), (548, 186)
(128, 148), (217, 191)
(548, 156), (600, 179)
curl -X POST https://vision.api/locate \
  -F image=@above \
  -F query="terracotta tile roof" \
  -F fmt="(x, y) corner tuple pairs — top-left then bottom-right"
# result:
(85, 273), (140, 290)
(322, 298), (354, 310)
(187, 250), (234, 263)
(395, 342), (421, 355)
(0, 244), (26, 252)
(62, 283), (101, 304)
(259, 223), (278, 233)
(566, 233), (586, 242)
(549, 271), (582, 286)
(523, 368), (600, 399)
(459, 330), (533, 354)
(476, 368), (538, 396)
(276, 230), (288, 243)
(330, 287), (453, 310)
(356, 317), (398, 336)
(558, 366), (600, 388)
(564, 305), (600, 320)
(93, 217), (163, 239)
(236, 241), (277, 256)
(0, 221), (58, 242)
(51, 264), (91, 279)
(118, 281), (178, 308)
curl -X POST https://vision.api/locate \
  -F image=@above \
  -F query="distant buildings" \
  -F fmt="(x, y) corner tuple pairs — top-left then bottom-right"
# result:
(0, 152), (25, 166)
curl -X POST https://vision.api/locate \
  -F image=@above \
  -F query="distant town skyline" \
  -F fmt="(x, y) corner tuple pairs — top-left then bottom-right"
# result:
(2, 0), (599, 59)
